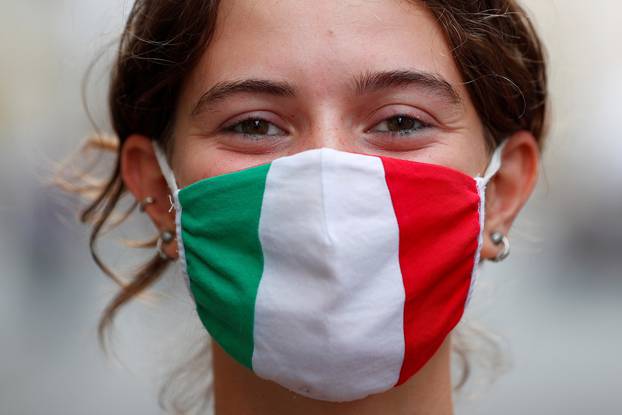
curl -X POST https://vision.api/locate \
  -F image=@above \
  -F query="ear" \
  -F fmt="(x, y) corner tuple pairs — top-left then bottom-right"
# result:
(480, 131), (540, 261)
(121, 134), (178, 259)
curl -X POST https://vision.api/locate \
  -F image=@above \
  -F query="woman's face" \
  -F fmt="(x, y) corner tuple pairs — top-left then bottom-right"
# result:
(169, 0), (491, 186)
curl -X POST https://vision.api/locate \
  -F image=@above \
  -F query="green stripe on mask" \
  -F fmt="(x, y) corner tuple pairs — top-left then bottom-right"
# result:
(178, 162), (271, 369)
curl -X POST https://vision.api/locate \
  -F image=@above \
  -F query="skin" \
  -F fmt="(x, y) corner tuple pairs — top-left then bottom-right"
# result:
(121, 0), (540, 413)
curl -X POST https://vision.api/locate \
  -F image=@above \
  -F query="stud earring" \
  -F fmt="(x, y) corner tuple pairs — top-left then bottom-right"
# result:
(157, 230), (176, 260)
(139, 196), (156, 212)
(490, 231), (510, 262)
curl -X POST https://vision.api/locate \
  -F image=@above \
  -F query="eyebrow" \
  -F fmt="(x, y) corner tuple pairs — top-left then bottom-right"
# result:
(191, 79), (295, 116)
(352, 70), (461, 104)
(190, 70), (461, 117)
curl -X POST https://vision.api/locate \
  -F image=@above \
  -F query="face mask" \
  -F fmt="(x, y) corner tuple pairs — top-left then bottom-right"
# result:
(153, 142), (505, 402)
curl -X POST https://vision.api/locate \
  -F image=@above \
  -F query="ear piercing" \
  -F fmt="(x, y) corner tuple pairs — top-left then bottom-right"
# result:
(157, 230), (176, 260)
(139, 196), (156, 212)
(490, 231), (510, 262)
(139, 195), (176, 260)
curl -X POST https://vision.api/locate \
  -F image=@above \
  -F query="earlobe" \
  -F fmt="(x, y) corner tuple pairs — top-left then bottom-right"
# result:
(121, 134), (178, 259)
(480, 131), (540, 262)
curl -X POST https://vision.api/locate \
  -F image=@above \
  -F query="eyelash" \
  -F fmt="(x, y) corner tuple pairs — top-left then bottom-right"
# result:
(222, 118), (286, 139)
(221, 114), (431, 140)
(367, 114), (430, 136)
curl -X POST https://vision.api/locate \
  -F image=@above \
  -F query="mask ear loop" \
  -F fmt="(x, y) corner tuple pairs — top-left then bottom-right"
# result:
(466, 139), (509, 307)
(151, 140), (194, 296)
(479, 139), (507, 185)
(152, 141), (180, 195)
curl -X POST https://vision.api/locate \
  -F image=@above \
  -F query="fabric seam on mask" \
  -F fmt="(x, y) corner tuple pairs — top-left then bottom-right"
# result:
(465, 178), (486, 308)
(319, 149), (334, 245)
(174, 189), (193, 300)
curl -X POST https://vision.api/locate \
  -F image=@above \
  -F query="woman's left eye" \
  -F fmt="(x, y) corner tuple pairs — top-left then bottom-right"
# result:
(224, 118), (285, 138)
(369, 115), (429, 136)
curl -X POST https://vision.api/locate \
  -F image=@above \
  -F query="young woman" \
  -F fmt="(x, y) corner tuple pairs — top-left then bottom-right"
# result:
(73, 0), (547, 413)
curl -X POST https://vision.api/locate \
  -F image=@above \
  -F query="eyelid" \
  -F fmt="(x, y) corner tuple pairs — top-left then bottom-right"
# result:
(365, 114), (433, 136)
(221, 112), (290, 136)
(221, 111), (281, 128)
(366, 104), (437, 128)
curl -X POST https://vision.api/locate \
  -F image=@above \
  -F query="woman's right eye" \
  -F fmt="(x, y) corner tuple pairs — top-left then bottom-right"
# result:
(223, 118), (286, 139)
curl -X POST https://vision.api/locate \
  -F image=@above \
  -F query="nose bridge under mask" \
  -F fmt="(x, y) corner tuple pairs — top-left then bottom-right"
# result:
(273, 147), (403, 270)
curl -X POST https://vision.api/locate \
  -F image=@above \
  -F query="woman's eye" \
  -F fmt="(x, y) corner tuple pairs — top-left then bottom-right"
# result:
(224, 118), (285, 138)
(370, 115), (429, 136)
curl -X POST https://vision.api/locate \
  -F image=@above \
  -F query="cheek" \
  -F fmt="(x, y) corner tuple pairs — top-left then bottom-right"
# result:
(172, 140), (275, 188)
(173, 147), (229, 187)
(441, 121), (490, 177)
(410, 132), (489, 178)
(454, 138), (490, 177)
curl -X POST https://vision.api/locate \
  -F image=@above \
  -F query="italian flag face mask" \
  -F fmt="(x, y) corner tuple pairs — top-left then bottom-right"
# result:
(153, 142), (505, 402)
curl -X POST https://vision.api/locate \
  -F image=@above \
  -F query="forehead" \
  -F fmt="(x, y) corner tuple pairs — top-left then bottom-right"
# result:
(183, 0), (466, 101)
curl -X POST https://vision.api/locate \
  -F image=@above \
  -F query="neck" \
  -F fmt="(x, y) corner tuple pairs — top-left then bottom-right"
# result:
(211, 337), (454, 415)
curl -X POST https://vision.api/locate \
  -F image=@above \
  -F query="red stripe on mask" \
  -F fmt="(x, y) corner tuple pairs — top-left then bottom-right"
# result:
(379, 156), (481, 386)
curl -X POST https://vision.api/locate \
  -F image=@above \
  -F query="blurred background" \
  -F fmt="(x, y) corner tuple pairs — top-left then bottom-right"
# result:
(0, 0), (620, 414)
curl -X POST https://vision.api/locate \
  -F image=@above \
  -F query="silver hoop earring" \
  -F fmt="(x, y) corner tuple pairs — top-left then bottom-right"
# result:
(157, 230), (176, 260)
(139, 196), (156, 212)
(490, 231), (510, 262)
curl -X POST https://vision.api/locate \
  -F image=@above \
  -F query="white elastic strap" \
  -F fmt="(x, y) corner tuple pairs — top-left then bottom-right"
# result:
(480, 139), (507, 184)
(152, 141), (179, 194)
(465, 140), (507, 308)
(151, 141), (193, 296)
